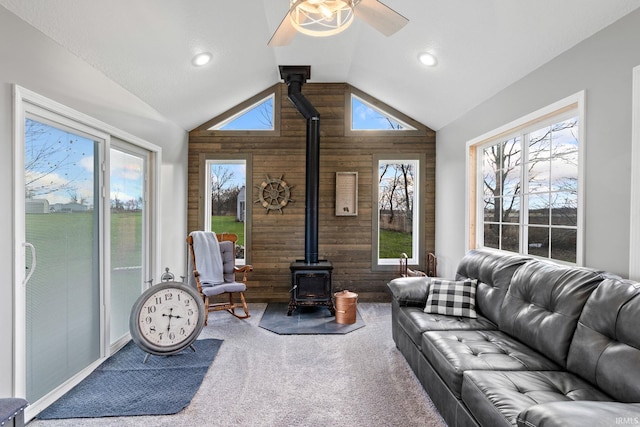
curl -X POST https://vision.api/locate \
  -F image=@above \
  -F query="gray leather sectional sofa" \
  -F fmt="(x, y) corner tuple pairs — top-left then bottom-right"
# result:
(388, 249), (640, 426)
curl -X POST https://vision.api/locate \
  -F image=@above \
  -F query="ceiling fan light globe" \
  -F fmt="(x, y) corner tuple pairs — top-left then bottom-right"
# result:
(318, 4), (334, 19)
(289, 0), (355, 38)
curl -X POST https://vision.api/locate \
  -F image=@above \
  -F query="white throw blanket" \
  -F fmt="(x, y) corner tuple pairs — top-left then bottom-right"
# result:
(189, 231), (224, 286)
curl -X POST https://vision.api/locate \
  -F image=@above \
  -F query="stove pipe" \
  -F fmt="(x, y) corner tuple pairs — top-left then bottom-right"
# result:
(279, 66), (320, 264)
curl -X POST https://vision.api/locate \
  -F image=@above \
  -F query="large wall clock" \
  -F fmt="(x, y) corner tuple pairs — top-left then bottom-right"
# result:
(129, 281), (206, 361)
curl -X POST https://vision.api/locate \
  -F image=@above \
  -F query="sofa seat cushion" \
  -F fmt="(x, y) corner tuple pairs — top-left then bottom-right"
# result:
(397, 306), (497, 348)
(462, 370), (612, 427)
(421, 330), (560, 398)
(517, 401), (640, 427)
(201, 281), (246, 296)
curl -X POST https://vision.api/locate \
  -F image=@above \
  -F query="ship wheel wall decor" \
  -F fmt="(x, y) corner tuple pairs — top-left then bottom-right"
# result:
(255, 174), (294, 214)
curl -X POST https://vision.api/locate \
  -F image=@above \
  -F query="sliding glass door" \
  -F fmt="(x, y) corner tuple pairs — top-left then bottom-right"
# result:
(24, 116), (102, 403)
(15, 87), (161, 421)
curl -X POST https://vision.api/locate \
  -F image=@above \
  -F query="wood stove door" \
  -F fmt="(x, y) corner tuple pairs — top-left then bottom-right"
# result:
(293, 271), (331, 302)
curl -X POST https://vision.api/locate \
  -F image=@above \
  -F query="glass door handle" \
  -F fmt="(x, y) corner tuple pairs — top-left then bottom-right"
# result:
(23, 242), (36, 287)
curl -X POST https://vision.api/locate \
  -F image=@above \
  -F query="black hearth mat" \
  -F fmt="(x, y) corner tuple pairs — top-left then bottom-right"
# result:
(258, 303), (365, 335)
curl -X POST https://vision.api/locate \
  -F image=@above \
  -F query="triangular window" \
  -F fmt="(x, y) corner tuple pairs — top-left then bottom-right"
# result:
(351, 94), (416, 131)
(209, 94), (274, 131)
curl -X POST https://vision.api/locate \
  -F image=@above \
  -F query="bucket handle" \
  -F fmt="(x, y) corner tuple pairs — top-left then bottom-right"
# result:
(335, 303), (357, 313)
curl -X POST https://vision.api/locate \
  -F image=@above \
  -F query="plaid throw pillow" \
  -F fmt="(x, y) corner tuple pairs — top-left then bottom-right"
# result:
(424, 279), (478, 318)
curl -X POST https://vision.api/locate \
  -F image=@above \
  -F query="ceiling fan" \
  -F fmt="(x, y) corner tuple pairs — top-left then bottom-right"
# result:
(268, 0), (408, 47)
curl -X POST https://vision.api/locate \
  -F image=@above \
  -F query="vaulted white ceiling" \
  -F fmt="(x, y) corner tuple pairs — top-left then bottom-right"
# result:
(1, 0), (638, 131)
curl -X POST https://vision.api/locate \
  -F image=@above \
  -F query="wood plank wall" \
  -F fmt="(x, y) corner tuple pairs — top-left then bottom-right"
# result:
(188, 83), (435, 302)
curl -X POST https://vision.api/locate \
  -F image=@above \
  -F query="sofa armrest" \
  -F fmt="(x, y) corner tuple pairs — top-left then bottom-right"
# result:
(517, 401), (640, 427)
(387, 276), (431, 307)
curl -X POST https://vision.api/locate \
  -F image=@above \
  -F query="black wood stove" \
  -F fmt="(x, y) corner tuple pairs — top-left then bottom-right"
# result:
(280, 66), (334, 316)
(289, 260), (334, 315)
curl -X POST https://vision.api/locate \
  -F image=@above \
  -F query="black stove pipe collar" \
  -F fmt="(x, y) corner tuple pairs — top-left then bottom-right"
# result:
(286, 75), (319, 120)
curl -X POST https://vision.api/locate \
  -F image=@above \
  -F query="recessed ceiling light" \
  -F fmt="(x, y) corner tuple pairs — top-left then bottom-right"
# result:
(192, 52), (212, 67)
(418, 52), (437, 67)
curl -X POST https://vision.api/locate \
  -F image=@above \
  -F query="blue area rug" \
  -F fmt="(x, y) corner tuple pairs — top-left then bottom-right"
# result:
(38, 338), (222, 419)
(259, 303), (365, 335)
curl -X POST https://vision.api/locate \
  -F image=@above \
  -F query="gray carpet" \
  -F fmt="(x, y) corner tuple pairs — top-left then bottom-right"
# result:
(259, 303), (365, 334)
(28, 303), (446, 427)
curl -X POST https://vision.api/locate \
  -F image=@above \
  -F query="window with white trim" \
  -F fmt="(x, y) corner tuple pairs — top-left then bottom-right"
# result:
(204, 158), (249, 265)
(375, 156), (421, 266)
(468, 93), (584, 264)
(207, 94), (274, 131)
(351, 94), (416, 131)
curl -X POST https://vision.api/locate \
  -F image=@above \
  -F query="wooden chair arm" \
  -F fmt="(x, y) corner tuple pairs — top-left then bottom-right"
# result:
(191, 269), (205, 293)
(234, 265), (253, 283)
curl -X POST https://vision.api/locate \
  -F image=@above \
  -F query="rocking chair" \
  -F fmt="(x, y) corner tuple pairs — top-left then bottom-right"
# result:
(399, 252), (438, 277)
(187, 231), (251, 324)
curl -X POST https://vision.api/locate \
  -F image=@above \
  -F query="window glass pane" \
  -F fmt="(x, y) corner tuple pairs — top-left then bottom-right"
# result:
(551, 118), (579, 151)
(211, 96), (274, 131)
(352, 95), (416, 130)
(501, 137), (522, 195)
(528, 226), (549, 258)
(483, 168), (497, 198)
(551, 192), (577, 226)
(209, 161), (246, 262)
(25, 117), (100, 402)
(484, 224), (499, 249)
(501, 224), (519, 252)
(551, 228), (577, 263)
(378, 160), (417, 263)
(528, 160), (550, 194)
(549, 157), (578, 194)
(484, 197), (496, 223)
(502, 195), (520, 223)
(503, 164), (521, 196)
(504, 137), (522, 158)
(110, 148), (145, 344)
(484, 145), (503, 195)
(528, 193), (549, 225)
(529, 126), (552, 160)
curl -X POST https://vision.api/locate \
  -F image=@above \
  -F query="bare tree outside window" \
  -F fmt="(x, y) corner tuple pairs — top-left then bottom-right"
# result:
(211, 165), (239, 216)
(256, 98), (273, 129)
(25, 118), (90, 201)
(208, 162), (247, 260)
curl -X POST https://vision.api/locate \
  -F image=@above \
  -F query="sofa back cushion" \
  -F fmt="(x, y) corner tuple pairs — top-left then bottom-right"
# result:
(499, 260), (603, 367)
(567, 277), (640, 402)
(455, 249), (529, 325)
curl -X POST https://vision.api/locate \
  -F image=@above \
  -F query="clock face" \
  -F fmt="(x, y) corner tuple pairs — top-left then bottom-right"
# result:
(130, 282), (206, 355)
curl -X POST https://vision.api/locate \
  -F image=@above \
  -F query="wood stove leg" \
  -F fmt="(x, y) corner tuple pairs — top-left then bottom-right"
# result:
(287, 299), (296, 316)
(327, 300), (335, 316)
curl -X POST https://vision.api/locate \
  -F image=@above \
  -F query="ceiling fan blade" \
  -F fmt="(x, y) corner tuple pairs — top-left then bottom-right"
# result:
(354, 0), (409, 37)
(268, 12), (297, 46)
